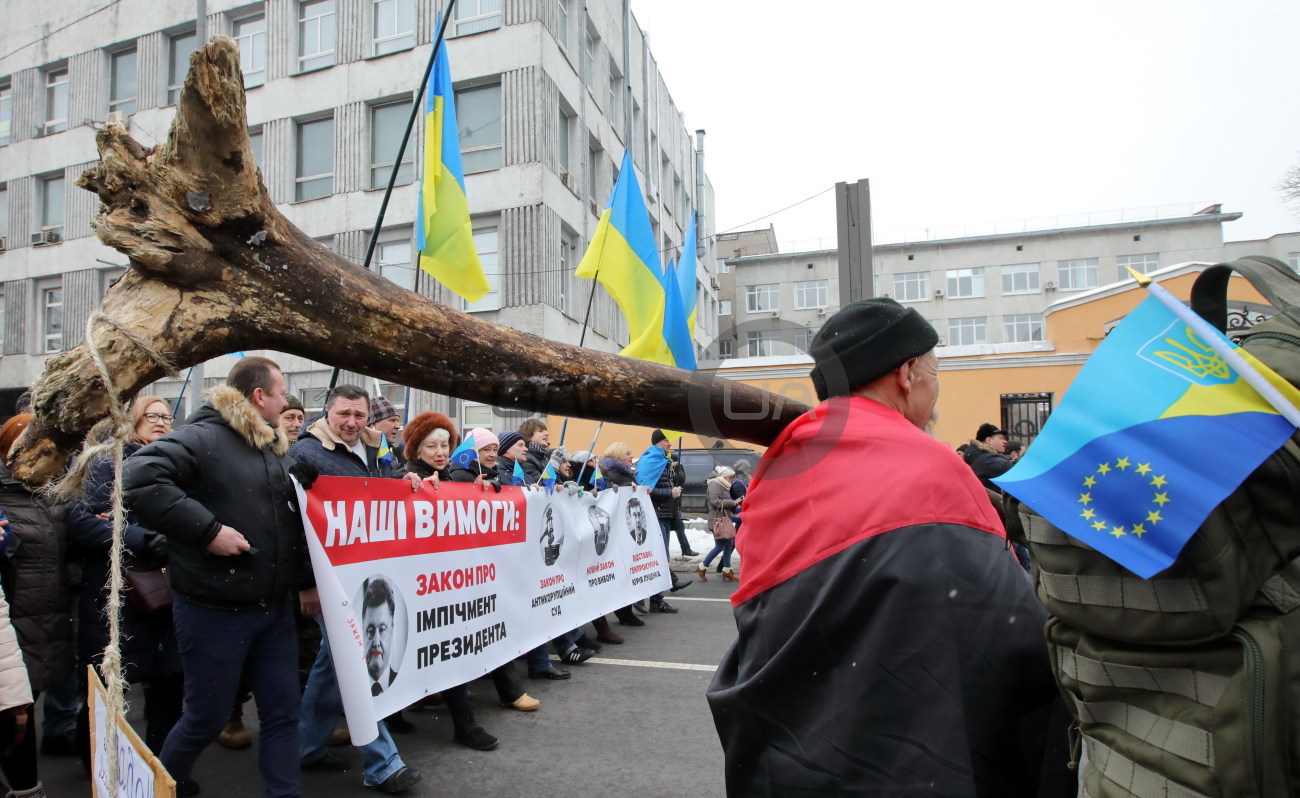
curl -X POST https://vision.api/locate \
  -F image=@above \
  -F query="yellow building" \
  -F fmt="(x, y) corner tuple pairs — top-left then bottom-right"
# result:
(548, 262), (1275, 456)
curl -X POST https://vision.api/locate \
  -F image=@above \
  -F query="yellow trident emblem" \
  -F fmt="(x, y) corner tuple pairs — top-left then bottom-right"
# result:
(1140, 324), (1233, 386)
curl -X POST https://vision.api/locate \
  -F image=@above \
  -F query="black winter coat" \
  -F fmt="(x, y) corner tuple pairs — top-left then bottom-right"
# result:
(66, 444), (180, 681)
(290, 419), (393, 479)
(522, 443), (551, 484)
(0, 462), (73, 692)
(447, 461), (498, 485)
(963, 440), (1014, 493)
(599, 458), (635, 488)
(649, 457), (685, 521)
(122, 386), (305, 609)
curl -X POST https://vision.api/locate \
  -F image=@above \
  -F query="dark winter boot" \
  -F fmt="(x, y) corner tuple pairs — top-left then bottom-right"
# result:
(615, 606), (645, 627)
(451, 709), (499, 751)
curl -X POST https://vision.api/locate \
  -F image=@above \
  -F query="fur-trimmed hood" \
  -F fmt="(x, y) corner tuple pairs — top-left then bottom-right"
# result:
(304, 416), (383, 452)
(965, 438), (1003, 457)
(205, 385), (290, 456)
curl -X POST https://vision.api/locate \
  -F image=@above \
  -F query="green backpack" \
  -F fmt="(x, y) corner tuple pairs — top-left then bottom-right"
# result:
(1005, 256), (1300, 798)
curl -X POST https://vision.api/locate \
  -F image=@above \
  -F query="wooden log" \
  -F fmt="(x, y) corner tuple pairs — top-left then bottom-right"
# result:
(10, 36), (807, 487)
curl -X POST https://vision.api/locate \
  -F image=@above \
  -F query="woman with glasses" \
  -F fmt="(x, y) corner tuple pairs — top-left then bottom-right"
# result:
(67, 395), (183, 767)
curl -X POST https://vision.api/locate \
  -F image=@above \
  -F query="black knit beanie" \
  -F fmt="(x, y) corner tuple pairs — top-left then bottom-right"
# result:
(651, 429), (668, 445)
(809, 298), (940, 401)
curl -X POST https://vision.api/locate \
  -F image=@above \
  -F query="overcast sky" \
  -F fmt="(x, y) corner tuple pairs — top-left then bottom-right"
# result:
(630, 0), (1300, 253)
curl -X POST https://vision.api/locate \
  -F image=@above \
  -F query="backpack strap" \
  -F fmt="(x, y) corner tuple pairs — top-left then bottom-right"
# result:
(1057, 648), (1229, 707)
(1075, 701), (1215, 766)
(1081, 736), (1216, 798)
(1039, 572), (1210, 613)
(1190, 256), (1300, 332)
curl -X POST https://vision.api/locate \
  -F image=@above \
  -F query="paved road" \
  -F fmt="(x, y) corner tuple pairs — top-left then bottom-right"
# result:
(42, 560), (740, 797)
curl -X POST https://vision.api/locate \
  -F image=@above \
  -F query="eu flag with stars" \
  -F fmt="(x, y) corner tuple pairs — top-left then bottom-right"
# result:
(995, 295), (1300, 578)
(449, 438), (478, 470)
(511, 460), (526, 487)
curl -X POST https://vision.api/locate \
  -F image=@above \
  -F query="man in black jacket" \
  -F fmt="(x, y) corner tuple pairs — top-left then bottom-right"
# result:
(963, 421), (1015, 492)
(123, 356), (306, 798)
(644, 430), (691, 612)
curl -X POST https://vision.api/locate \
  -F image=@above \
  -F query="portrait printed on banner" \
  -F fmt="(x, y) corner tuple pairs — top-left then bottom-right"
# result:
(539, 504), (564, 566)
(355, 575), (409, 696)
(626, 497), (648, 545)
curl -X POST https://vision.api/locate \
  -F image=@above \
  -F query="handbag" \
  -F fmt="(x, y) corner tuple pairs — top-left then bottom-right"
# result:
(122, 561), (173, 615)
(712, 516), (737, 540)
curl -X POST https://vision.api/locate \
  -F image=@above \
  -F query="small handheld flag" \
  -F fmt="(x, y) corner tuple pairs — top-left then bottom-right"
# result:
(511, 460), (526, 487)
(592, 463), (606, 491)
(377, 437), (394, 469)
(540, 461), (557, 492)
(995, 279), (1300, 578)
(449, 438), (478, 470)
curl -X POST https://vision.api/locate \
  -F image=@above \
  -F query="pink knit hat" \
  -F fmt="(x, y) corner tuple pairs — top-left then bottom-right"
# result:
(467, 428), (500, 451)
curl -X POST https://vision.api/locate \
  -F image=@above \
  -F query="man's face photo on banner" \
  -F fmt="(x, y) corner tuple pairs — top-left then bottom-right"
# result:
(357, 575), (408, 695)
(626, 497), (648, 544)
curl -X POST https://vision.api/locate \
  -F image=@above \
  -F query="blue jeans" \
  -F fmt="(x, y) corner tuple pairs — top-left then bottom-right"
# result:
(163, 596), (301, 798)
(299, 617), (405, 787)
(525, 646), (553, 675)
(551, 628), (583, 654)
(703, 538), (734, 569)
(42, 673), (80, 736)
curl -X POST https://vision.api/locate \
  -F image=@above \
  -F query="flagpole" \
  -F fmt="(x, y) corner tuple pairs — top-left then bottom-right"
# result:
(554, 269), (601, 451)
(328, 0), (458, 393)
(1128, 267), (1300, 427)
(173, 366), (195, 414)
(573, 421), (604, 485)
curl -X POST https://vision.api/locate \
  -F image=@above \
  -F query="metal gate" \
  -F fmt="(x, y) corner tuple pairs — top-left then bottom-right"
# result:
(1000, 392), (1053, 443)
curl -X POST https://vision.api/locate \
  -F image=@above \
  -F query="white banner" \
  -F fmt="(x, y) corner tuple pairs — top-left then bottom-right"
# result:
(294, 476), (671, 745)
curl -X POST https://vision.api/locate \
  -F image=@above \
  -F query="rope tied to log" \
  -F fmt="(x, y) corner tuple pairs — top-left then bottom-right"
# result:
(45, 311), (178, 793)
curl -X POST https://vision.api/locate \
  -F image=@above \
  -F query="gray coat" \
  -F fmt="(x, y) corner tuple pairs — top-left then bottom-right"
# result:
(706, 478), (738, 532)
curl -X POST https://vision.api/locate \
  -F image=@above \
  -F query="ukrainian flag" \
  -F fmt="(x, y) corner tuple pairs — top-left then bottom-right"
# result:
(415, 38), (490, 302)
(575, 151), (675, 366)
(676, 212), (698, 336)
(663, 259), (696, 371)
(376, 437), (394, 470)
(995, 295), (1300, 577)
(540, 461), (557, 492)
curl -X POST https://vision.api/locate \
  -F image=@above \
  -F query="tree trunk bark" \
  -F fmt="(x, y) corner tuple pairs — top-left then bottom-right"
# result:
(10, 36), (807, 487)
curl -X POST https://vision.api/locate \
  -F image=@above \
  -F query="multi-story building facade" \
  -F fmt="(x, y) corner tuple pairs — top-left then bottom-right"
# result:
(0, 0), (717, 430)
(713, 207), (1300, 363)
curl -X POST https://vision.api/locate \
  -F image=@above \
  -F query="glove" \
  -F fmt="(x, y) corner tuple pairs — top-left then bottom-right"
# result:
(135, 531), (169, 568)
(289, 461), (319, 490)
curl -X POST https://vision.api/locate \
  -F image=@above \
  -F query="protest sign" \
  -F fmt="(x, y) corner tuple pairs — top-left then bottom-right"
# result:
(89, 666), (175, 798)
(294, 477), (671, 744)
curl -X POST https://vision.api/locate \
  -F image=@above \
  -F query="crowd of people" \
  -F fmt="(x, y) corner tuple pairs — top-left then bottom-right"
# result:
(0, 361), (730, 797)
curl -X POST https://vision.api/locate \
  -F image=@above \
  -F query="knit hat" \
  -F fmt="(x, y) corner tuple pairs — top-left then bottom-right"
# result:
(0, 414), (32, 457)
(976, 422), (1007, 441)
(571, 450), (592, 465)
(403, 412), (458, 453)
(467, 428), (500, 451)
(809, 298), (940, 401)
(369, 395), (399, 425)
(496, 430), (523, 455)
(651, 429), (668, 445)
(732, 459), (752, 475)
(283, 395), (304, 413)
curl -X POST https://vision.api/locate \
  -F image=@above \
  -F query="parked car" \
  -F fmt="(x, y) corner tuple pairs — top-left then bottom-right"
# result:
(676, 447), (761, 514)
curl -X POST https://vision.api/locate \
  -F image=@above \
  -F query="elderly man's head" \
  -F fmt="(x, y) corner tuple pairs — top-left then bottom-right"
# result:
(808, 298), (941, 430)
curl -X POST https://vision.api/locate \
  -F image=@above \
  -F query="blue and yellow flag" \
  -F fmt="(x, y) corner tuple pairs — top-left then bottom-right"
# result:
(591, 463), (606, 491)
(449, 437), (478, 470)
(511, 460), (526, 487)
(575, 151), (675, 365)
(634, 445), (670, 488)
(676, 212), (698, 336)
(662, 259), (697, 371)
(415, 37), (490, 302)
(540, 461), (557, 492)
(376, 436), (394, 470)
(995, 295), (1300, 577)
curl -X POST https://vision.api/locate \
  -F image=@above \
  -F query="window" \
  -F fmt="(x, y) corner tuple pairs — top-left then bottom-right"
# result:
(457, 85), (502, 174)
(298, 0), (337, 72)
(1058, 257), (1099, 290)
(947, 316), (987, 346)
(1003, 313), (1044, 343)
(892, 271), (930, 302)
(42, 286), (63, 353)
(462, 227), (500, 311)
(746, 330), (780, 357)
(295, 117), (334, 201)
(41, 175), (65, 236)
(607, 59), (621, 118)
(716, 260), (730, 274)
(555, 0), (570, 50)
(795, 326), (819, 353)
(455, 0), (502, 35)
(248, 127), (264, 168)
(745, 283), (779, 313)
(718, 299), (732, 316)
(370, 101), (414, 189)
(0, 184), (7, 240)
(109, 50), (137, 114)
(587, 145), (600, 200)
(0, 292), (5, 356)
(373, 0), (414, 56)
(377, 238), (413, 289)
(945, 267), (985, 299)
(0, 82), (10, 144)
(234, 15), (267, 88)
(1288, 252), (1299, 273)
(1000, 262), (1040, 295)
(167, 32), (197, 105)
(557, 109), (571, 174)
(719, 340), (732, 358)
(793, 279), (828, 309)
(44, 68), (69, 134)
(1117, 253), (1159, 280)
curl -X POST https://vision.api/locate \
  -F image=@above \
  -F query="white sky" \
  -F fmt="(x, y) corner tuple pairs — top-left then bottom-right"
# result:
(630, 0), (1300, 252)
